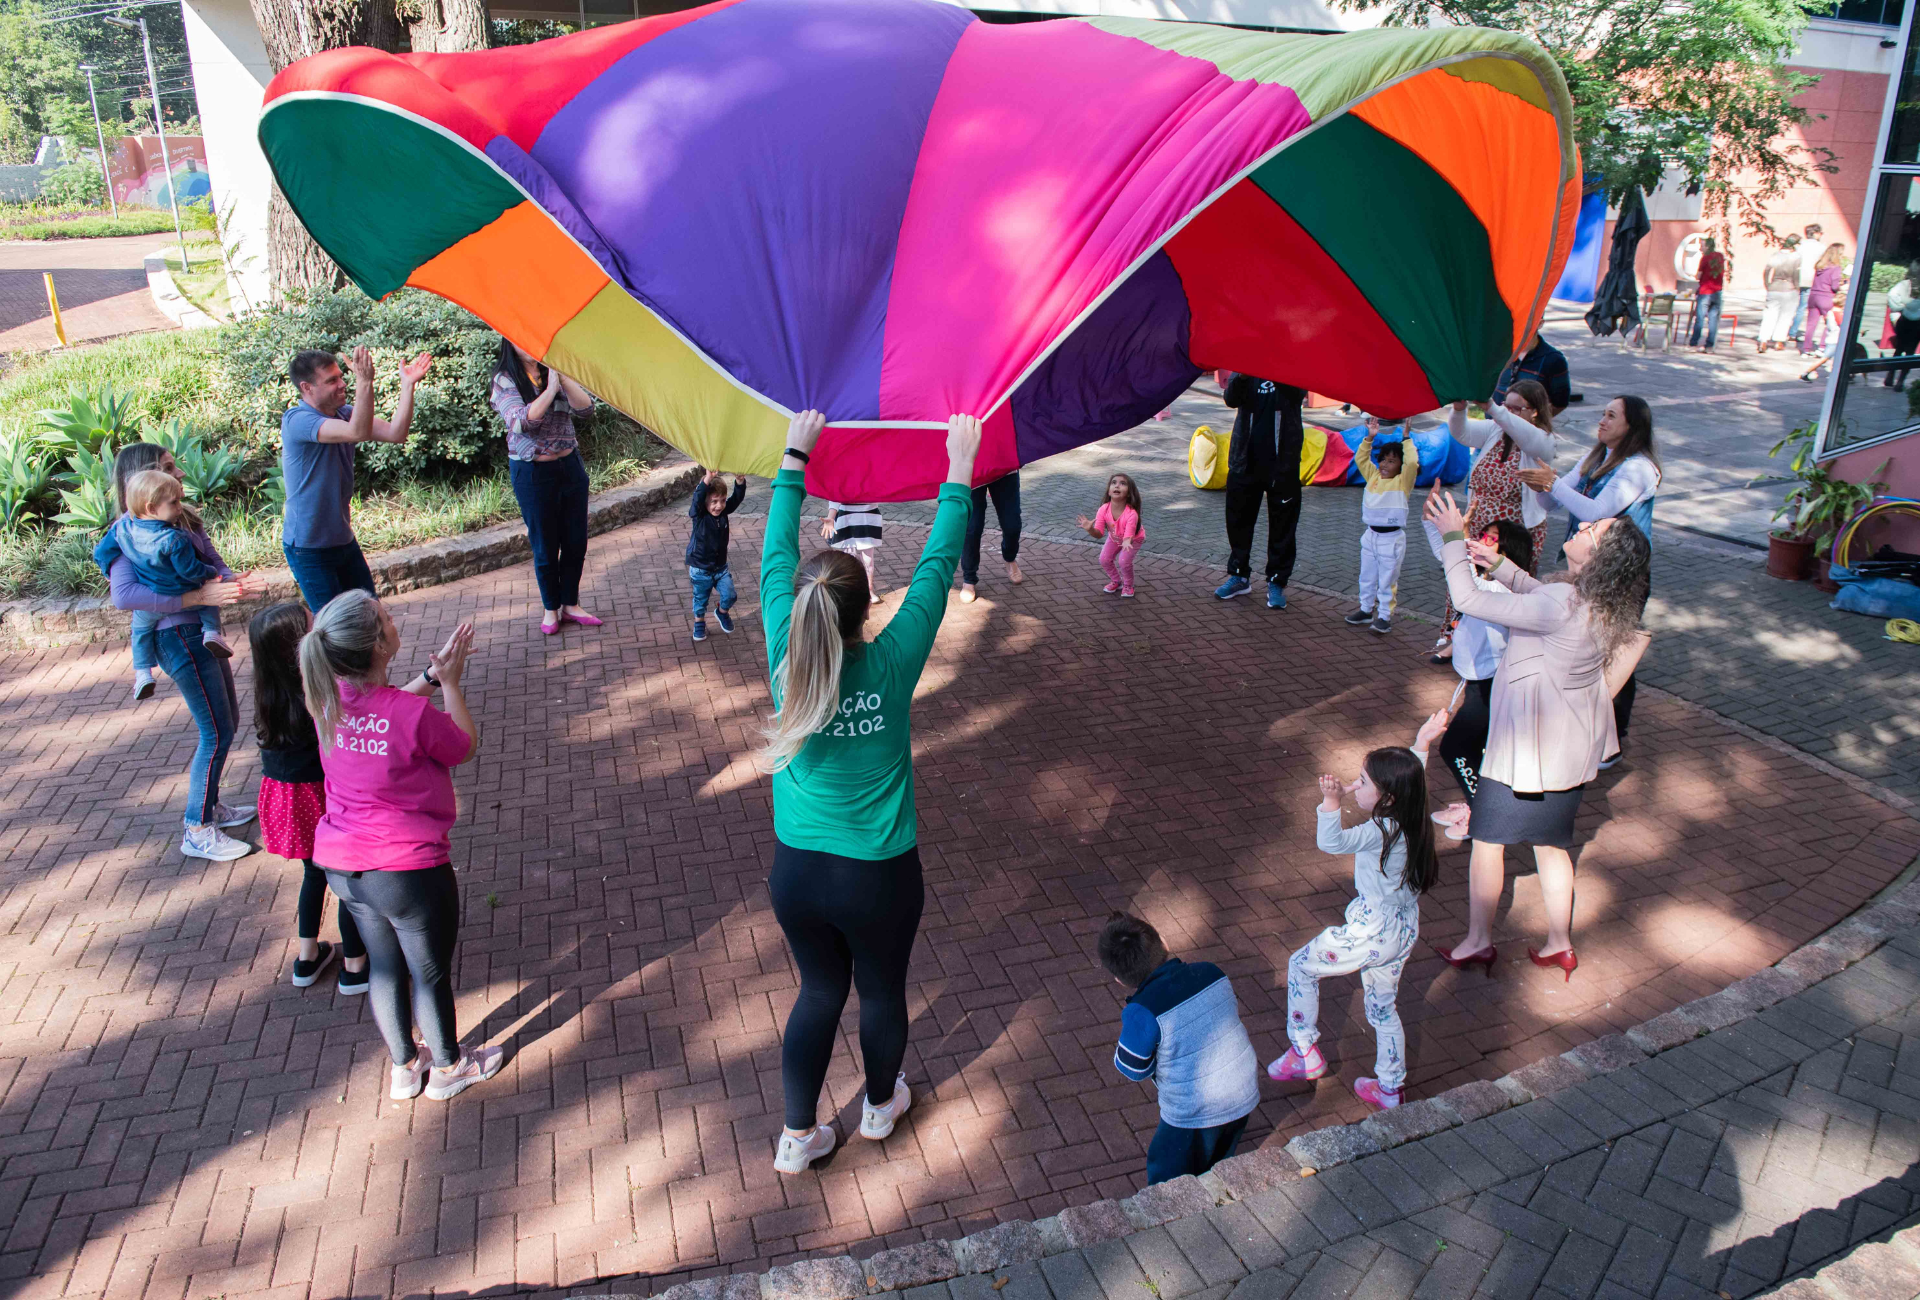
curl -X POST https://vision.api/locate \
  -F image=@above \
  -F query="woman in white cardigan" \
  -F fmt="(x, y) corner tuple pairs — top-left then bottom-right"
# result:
(1423, 488), (1652, 982)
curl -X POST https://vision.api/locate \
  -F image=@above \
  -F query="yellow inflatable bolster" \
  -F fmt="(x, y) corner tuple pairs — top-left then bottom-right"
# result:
(1189, 424), (1230, 489)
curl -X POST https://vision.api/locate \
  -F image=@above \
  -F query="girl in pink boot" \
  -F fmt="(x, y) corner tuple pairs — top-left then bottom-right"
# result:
(1268, 710), (1446, 1110)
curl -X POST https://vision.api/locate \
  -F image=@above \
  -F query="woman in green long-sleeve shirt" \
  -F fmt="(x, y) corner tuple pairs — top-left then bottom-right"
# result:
(758, 410), (980, 1176)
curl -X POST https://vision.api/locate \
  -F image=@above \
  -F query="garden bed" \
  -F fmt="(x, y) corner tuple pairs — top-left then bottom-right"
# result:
(0, 208), (178, 241)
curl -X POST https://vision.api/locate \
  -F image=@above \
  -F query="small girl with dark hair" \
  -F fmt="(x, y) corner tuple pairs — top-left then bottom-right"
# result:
(1268, 710), (1447, 1111)
(1076, 473), (1145, 596)
(248, 602), (367, 992)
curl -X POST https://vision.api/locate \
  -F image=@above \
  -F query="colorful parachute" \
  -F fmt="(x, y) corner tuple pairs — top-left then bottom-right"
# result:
(259, 0), (1579, 501)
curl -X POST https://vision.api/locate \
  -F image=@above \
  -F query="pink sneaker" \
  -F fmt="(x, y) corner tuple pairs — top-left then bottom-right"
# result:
(1120, 586), (1135, 598)
(1103, 580), (1121, 594)
(1355, 1078), (1402, 1110)
(1267, 1046), (1327, 1082)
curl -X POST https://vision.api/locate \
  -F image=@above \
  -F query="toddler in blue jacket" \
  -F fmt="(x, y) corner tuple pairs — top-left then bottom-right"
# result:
(93, 470), (232, 697)
(1101, 911), (1261, 1184)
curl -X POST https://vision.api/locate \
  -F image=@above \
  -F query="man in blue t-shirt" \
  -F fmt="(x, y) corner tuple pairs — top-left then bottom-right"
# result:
(280, 346), (432, 612)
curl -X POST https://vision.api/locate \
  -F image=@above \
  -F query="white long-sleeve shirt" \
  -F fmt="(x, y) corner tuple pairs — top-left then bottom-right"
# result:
(1447, 404), (1559, 529)
(1423, 521), (1508, 680)
(1551, 453), (1659, 523)
(1315, 743), (1430, 930)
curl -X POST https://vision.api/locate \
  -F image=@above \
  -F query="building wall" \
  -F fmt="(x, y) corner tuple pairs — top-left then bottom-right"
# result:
(180, 0), (273, 313)
(1601, 21), (1899, 298)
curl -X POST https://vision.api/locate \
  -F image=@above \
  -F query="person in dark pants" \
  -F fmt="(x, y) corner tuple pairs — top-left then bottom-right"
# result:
(1215, 373), (1306, 609)
(958, 470), (1023, 602)
(280, 346), (431, 613)
(492, 337), (600, 636)
(1101, 912), (1260, 1184)
(758, 409), (978, 1175)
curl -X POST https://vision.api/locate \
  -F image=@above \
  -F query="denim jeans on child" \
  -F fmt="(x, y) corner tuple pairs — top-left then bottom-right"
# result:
(689, 566), (736, 617)
(130, 607), (221, 672)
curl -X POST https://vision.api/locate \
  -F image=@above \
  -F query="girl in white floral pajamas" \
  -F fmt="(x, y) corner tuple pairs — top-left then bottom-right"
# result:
(1268, 711), (1446, 1110)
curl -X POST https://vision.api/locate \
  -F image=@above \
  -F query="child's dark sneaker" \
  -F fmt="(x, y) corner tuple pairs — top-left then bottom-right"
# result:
(1266, 582), (1288, 610)
(1370, 616), (1392, 635)
(715, 608), (735, 634)
(692, 619), (707, 642)
(337, 964), (370, 996)
(291, 940), (336, 987)
(1343, 607), (1373, 625)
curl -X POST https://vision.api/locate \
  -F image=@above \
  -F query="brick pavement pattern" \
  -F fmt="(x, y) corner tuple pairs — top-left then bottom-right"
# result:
(2, 503), (1917, 1300)
(0, 234), (177, 353)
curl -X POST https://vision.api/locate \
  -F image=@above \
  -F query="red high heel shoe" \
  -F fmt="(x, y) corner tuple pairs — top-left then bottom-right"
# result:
(1527, 947), (1578, 981)
(1430, 941), (1497, 974)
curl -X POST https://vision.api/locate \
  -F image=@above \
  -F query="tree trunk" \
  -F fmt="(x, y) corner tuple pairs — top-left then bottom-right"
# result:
(405, 0), (489, 53)
(248, 0), (405, 300)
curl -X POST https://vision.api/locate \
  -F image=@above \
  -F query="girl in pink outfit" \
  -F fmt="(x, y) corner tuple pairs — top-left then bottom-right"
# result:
(1077, 474), (1146, 597)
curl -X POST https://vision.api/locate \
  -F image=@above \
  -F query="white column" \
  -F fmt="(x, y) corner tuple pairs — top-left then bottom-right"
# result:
(179, 0), (273, 314)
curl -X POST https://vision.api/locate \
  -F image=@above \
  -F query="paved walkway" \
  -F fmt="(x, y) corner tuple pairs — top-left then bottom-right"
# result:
(0, 233), (176, 354)
(1, 500), (1915, 1300)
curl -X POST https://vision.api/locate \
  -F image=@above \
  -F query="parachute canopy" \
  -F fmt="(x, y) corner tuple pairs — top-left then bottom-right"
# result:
(259, 0), (1579, 501)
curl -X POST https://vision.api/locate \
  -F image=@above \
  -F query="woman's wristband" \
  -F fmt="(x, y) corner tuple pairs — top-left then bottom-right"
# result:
(783, 447), (810, 464)
(420, 665), (439, 690)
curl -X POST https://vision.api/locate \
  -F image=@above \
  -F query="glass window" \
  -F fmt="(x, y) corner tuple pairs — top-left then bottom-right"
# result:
(1887, 23), (1920, 164)
(1827, 173), (1920, 451)
(1829, 0), (1905, 25)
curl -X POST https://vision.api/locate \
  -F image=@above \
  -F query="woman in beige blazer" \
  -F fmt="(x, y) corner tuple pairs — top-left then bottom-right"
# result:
(1423, 489), (1652, 982)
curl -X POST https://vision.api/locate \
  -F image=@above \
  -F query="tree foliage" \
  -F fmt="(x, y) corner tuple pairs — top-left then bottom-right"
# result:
(1337, 0), (1835, 241)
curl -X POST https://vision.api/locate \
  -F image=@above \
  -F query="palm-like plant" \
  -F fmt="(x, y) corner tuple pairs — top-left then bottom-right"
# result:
(55, 444), (120, 534)
(0, 428), (52, 533)
(141, 417), (202, 460)
(176, 442), (244, 502)
(37, 388), (140, 459)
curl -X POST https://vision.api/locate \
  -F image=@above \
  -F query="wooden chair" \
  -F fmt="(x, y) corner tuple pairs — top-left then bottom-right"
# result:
(1634, 292), (1678, 350)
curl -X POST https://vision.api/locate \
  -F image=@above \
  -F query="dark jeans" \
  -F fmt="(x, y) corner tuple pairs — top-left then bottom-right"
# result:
(325, 864), (462, 1067)
(1146, 1115), (1250, 1185)
(298, 859), (365, 957)
(283, 540), (375, 614)
(1224, 474), (1301, 583)
(961, 472), (1022, 584)
(769, 841), (924, 1130)
(155, 621), (237, 829)
(508, 451), (590, 610)
(1689, 290), (1722, 348)
(1438, 676), (1495, 804)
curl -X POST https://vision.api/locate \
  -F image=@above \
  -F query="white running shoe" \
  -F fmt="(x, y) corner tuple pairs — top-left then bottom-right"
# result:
(214, 802), (256, 829)
(860, 1073), (912, 1140)
(773, 1124), (837, 1174)
(181, 824), (254, 861)
(390, 1048), (430, 1100)
(425, 1044), (504, 1100)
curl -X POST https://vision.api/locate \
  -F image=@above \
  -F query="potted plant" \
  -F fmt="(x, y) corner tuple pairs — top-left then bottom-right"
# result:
(1760, 424), (1886, 585)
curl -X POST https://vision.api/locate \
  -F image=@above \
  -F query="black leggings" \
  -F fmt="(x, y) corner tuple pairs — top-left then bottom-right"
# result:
(1613, 672), (1637, 746)
(325, 864), (461, 1067)
(298, 859), (366, 958)
(769, 841), (924, 1130)
(1438, 677), (1495, 804)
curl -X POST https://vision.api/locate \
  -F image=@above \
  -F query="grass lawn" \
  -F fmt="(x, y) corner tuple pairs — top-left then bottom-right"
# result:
(161, 237), (232, 321)
(0, 208), (177, 241)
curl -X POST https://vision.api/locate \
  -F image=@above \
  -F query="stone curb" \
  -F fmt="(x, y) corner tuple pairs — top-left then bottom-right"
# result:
(0, 457), (701, 650)
(561, 871), (1920, 1300)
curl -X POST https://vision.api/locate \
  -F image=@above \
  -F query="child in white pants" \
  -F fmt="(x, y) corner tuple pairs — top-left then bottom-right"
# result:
(1344, 422), (1418, 635)
(1268, 711), (1445, 1110)
(822, 502), (884, 598)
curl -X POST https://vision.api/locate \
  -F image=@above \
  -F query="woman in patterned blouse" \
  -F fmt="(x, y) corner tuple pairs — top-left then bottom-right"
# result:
(490, 338), (601, 636)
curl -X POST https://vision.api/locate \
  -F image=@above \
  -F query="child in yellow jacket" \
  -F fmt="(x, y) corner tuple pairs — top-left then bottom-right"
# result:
(1343, 419), (1419, 635)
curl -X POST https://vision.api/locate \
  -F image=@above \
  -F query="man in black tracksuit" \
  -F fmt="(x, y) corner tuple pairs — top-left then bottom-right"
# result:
(1215, 373), (1307, 609)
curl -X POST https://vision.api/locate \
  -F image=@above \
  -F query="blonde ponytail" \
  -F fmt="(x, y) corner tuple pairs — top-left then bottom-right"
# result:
(300, 589), (383, 750)
(757, 550), (870, 773)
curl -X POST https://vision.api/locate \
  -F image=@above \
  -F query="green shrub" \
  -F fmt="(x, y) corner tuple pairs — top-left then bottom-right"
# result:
(54, 445), (118, 533)
(39, 161), (106, 209)
(1870, 261), (1907, 294)
(0, 210), (177, 240)
(36, 388), (140, 458)
(0, 429), (52, 532)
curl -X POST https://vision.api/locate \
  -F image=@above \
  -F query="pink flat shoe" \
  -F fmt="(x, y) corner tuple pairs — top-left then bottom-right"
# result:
(1355, 1078), (1402, 1110)
(1266, 1046), (1327, 1082)
(563, 611), (603, 627)
(541, 617), (561, 636)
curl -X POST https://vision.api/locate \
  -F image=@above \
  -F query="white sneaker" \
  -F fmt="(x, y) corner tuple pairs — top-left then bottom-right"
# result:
(773, 1124), (837, 1174)
(132, 670), (155, 701)
(425, 1044), (504, 1100)
(860, 1073), (911, 1139)
(214, 802), (256, 829)
(390, 1048), (431, 1100)
(181, 824), (254, 861)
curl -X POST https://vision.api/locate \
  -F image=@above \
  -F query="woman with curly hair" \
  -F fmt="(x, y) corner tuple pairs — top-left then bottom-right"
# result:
(1423, 487), (1652, 983)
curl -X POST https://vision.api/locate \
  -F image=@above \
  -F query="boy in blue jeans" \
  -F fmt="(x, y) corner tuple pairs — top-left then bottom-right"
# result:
(1101, 912), (1261, 1184)
(94, 469), (232, 699)
(686, 469), (746, 642)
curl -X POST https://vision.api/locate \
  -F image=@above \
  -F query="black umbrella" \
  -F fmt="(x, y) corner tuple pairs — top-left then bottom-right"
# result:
(1586, 185), (1648, 338)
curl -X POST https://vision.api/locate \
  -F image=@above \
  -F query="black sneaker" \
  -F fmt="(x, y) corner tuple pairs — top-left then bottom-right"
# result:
(292, 941), (336, 988)
(337, 963), (370, 996)
(692, 619), (707, 642)
(1343, 607), (1374, 626)
(1370, 616), (1393, 635)
(715, 607), (735, 634)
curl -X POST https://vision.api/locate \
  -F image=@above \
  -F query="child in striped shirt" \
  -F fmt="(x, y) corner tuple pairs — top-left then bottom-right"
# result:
(821, 502), (884, 598)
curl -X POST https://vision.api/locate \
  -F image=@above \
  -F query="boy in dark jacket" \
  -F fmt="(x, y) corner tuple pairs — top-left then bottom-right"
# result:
(1101, 912), (1261, 1185)
(687, 470), (746, 641)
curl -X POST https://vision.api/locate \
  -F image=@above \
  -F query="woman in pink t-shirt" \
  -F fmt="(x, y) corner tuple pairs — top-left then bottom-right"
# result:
(300, 590), (503, 1102)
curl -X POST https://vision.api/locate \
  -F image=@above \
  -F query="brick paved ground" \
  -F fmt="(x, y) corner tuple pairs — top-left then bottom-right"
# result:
(2, 499), (1916, 1300)
(0, 234), (177, 354)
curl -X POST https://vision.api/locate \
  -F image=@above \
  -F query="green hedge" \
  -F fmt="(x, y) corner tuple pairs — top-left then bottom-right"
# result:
(0, 210), (178, 240)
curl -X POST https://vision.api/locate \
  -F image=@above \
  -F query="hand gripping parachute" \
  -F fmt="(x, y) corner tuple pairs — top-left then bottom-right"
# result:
(259, 0), (1579, 501)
